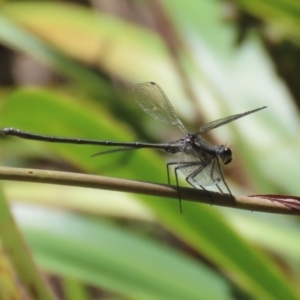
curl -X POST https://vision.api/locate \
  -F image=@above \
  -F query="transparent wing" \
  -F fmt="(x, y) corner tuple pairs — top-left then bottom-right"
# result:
(132, 82), (188, 134)
(177, 151), (222, 187)
(198, 106), (267, 134)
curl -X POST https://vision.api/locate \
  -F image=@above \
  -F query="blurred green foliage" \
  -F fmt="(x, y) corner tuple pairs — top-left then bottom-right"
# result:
(0, 1), (300, 299)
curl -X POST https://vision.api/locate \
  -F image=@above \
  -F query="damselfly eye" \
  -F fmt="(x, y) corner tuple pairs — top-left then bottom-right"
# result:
(221, 148), (232, 165)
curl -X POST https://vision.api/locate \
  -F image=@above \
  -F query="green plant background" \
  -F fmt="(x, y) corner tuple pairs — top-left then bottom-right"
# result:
(0, 1), (300, 299)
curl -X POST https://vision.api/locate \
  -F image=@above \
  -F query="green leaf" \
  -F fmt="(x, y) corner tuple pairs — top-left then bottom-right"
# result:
(1, 2), (176, 85)
(17, 207), (231, 300)
(0, 13), (112, 98)
(0, 186), (55, 299)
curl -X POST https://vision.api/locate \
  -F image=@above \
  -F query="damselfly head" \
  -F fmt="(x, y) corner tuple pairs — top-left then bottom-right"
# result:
(219, 146), (232, 165)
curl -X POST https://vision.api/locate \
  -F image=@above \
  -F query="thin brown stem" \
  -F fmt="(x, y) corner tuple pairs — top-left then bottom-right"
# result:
(0, 166), (298, 215)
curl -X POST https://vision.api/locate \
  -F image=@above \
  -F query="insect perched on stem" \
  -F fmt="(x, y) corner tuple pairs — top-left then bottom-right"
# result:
(1, 82), (266, 212)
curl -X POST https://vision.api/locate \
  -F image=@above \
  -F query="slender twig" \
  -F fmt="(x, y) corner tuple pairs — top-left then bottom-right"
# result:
(0, 166), (298, 215)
